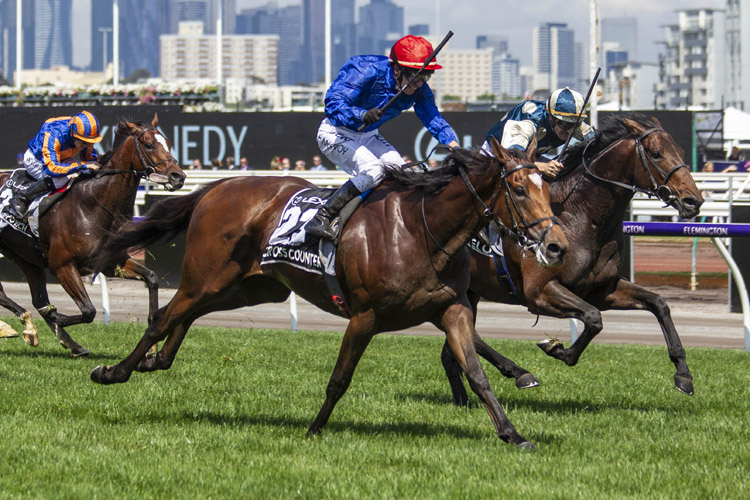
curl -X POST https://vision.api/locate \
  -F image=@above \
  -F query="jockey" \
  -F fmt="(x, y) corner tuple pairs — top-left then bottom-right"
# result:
(483, 87), (595, 177)
(305, 35), (460, 241)
(11, 111), (102, 218)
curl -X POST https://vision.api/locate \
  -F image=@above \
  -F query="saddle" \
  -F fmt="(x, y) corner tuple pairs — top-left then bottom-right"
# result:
(261, 187), (367, 317)
(0, 169), (73, 237)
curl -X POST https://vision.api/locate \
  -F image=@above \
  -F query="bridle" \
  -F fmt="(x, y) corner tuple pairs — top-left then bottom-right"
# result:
(422, 160), (559, 260)
(95, 126), (179, 181)
(581, 127), (689, 205)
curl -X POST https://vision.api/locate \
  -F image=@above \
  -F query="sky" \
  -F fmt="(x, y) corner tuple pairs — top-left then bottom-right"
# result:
(74, 0), (725, 69)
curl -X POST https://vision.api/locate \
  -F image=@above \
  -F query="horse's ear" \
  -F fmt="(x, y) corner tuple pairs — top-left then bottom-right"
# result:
(621, 117), (647, 135)
(526, 135), (538, 163)
(650, 115), (663, 128)
(151, 113), (159, 128)
(489, 136), (507, 162)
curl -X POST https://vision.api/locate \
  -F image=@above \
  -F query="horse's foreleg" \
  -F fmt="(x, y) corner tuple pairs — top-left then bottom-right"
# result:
(308, 313), (376, 436)
(596, 278), (692, 395)
(438, 301), (533, 448)
(106, 256), (159, 325)
(527, 280), (603, 366)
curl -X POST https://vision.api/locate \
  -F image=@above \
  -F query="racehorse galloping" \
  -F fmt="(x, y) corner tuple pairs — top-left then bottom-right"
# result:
(442, 113), (704, 404)
(91, 139), (567, 448)
(0, 115), (185, 356)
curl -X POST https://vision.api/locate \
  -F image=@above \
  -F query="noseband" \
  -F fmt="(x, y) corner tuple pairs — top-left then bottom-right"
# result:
(582, 127), (689, 205)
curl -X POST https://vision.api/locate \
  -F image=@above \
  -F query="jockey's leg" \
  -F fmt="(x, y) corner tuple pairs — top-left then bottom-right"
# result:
(10, 177), (55, 218)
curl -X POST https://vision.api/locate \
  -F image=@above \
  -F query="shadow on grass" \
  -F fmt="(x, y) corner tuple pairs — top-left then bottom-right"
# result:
(400, 389), (694, 414)
(0, 346), (122, 362)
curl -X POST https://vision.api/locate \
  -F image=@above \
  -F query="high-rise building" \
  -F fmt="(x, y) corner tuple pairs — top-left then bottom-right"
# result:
(161, 21), (278, 83)
(726, 0), (750, 110)
(601, 17), (637, 64)
(408, 24), (429, 36)
(656, 8), (726, 109)
(431, 48), (493, 103)
(357, 0), (403, 57)
(532, 22), (578, 93)
(237, 2), (303, 85)
(33, 0), (72, 69)
(476, 35), (508, 55)
(300, 0), (356, 85)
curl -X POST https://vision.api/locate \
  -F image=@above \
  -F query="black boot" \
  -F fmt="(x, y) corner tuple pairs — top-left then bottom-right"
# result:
(10, 177), (55, 218)
(305, 180), (361, 240)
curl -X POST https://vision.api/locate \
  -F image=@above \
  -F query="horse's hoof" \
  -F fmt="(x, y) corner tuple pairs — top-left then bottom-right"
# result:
(71, 347), (90, 358)
(90, 366), (105, 384)
(537, 339), (564, 358)
(516, 441), (536, 450)
(23, 332), (39, 347)
(516, 373), (540, 390)
(674, 375), (694, 396)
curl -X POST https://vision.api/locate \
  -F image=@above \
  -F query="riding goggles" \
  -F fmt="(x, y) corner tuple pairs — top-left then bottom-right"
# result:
(403, 69), (433, 83)
(552, 117), (576, 131)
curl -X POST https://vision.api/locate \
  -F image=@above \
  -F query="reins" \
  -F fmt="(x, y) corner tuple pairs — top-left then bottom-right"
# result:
(421, 158), (557, 259)
(94, 126), (178, 179)
(581, 127), (689, 204)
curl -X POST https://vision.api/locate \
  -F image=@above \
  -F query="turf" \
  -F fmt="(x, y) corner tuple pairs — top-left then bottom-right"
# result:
(0, 318), (748, 499)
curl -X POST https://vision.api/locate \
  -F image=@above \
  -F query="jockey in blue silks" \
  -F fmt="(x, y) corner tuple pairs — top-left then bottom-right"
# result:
(483, 87), (595, 178)
(12, 111), (102, 217)
(305, 35), (460, 241)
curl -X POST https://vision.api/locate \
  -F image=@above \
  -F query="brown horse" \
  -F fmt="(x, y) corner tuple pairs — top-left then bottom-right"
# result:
(91, 139), (567, 448)
(441, 113), (704, 405)
(0, 115), (185, 356)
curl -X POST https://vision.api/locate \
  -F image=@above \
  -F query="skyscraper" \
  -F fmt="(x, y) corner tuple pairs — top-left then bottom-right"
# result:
(33, 0), (72, 69)
(601, 17), (637, 63)
(532, 22), (577, 92)
(302, 0), (356, 85)
(237, 2), (303, 85)
(357, 0), (403, 57)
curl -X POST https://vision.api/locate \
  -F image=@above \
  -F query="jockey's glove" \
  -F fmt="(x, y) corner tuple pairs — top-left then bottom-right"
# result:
(362, 107), (383, 126)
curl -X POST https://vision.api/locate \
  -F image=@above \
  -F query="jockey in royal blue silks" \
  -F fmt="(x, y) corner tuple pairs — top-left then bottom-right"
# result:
(11, 110), (102, 217)
(305, 35), (460, 241)
(482, 87), (596, 178)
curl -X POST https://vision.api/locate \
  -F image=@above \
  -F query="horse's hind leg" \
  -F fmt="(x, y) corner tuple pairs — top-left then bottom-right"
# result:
(105, 256), (159, 325)
(0, 282), (37, 344)
(23, 264), (90, 357)
(308, 312), (376, 435)
(595, 278), (693, 395)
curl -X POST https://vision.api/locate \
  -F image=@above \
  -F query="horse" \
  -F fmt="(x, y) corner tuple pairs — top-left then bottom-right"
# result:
(440, 112), (704, 406)
(90, 138), (568, 449)
(0, 115), (185, 357)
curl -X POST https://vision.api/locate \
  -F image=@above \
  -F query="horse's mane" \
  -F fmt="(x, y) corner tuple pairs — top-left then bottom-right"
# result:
(97, 119), (151, 166)
(558, 112), (661, 177)
(384, 147), (525, 194)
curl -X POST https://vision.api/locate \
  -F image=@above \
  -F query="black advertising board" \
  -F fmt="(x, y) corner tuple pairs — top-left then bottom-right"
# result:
(0, 107), (695, 171)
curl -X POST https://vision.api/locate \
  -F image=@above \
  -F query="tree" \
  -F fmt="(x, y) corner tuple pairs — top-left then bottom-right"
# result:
(123, 69), (152, 84)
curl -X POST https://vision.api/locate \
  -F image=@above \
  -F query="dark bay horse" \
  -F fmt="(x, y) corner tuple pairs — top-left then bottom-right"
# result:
(91, 139), (567, 448)
(441, 113), (704, 405)
(0, 115), (185, 356)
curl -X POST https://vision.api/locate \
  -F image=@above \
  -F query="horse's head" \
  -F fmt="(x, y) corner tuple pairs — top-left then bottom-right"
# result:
(621, 116), (703, 218)
(488, 136), (568, 267)
(580, 114), (703, 220)
(117, 114), (186, 191)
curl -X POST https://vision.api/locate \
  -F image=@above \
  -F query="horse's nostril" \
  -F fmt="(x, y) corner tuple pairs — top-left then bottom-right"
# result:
(547, 243), (561, 257)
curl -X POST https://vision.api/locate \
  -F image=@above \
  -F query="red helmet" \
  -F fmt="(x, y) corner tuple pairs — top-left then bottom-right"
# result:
(389, 35), (442, 70)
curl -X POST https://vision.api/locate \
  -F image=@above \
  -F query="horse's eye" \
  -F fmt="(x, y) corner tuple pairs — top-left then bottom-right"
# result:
(649, 150), (662, 159)
(144, 142), (155, 150)
(513, 186), (526, 197)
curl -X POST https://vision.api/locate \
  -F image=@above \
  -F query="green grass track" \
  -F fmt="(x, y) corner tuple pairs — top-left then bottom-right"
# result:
(1, 318), (748, 499)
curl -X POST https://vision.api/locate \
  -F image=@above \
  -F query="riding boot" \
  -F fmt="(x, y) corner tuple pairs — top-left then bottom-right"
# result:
(10, 177), (55, 218)
(305, 180), (361, 240)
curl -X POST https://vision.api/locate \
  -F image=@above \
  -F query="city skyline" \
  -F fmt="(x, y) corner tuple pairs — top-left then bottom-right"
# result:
(64, 0), (725, 71)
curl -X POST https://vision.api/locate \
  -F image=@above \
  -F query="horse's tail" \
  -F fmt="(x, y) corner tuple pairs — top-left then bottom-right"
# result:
(95, 180), (222, 273)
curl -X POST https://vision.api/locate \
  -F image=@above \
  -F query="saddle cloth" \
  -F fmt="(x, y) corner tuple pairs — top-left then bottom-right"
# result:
(0, 169), (71, 237)
(261, 187), (336, 274)
(468, 224), (505, 258)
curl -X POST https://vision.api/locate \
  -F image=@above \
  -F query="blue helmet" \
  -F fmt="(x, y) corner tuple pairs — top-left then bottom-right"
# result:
(546, 87), (584, 123)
